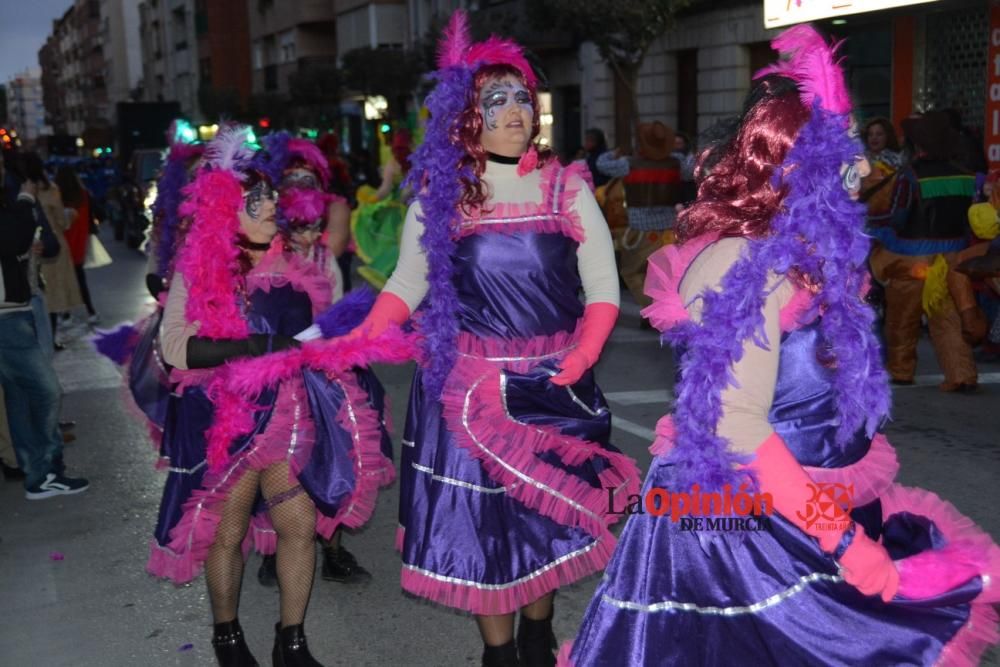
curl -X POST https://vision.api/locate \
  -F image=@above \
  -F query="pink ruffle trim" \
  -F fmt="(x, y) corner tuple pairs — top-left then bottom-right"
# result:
(642, 232), (816, 334)
(458, 161), (591, 243)
(803, 432), (898, 507)
(440, 330), (641, 542)
(245, 250), (332, 316)
(879, 484), (1000, 666)
(555, 642), (575, 667)
(641, 233), (718, 331)
(400, 535), (615, 616)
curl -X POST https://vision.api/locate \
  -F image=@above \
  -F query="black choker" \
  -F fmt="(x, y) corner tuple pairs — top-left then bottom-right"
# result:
(486, 152), (521, 164)
(237, 237), (272, 251)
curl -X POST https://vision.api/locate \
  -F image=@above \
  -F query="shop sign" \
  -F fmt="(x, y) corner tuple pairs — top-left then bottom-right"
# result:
(764, 0), (940, 28)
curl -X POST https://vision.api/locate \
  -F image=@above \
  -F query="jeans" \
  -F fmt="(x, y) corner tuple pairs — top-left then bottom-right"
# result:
(31, 293), (54, 361)
(0, 311), (63, 488)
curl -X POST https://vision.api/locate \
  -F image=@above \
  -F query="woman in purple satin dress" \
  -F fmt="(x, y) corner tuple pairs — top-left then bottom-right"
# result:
(343, 11), (640, 667)
(561, 26), (1000, 667)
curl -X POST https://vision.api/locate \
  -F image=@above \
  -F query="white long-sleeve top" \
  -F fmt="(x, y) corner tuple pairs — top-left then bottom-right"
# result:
(383, 159), (620, 312)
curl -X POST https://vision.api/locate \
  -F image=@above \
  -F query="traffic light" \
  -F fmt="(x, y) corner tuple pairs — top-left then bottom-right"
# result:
(379, 122), (391, 134)
(259, 117), (271, 129)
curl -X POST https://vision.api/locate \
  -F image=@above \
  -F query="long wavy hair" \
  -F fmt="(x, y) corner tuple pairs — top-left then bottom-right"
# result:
(455, 63), (551, 213)
(677, 76), (810, 243)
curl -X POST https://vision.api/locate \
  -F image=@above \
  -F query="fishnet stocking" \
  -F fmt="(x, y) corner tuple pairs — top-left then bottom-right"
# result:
(205, 468), (260, 623)
(261, 462), (317, 627)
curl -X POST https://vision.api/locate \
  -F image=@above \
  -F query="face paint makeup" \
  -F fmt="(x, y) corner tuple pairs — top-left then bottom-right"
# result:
(243, 181), (277, 219)
(291, 220), (323, 234)
(479, 78), (533, 132)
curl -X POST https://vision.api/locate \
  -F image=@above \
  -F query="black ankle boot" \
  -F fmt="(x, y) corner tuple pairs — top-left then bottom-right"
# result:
(482, 639), (520, 667)
(320, 545), (372, 583)
(516, 612), (556, 667)
(211, 618), (258, 667)
(272, 623), (324, 667)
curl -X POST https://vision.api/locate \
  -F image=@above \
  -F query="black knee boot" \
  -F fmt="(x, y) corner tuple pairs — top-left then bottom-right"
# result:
(272, 623), (324, 667)
(211, 618), (258, 667)
(516, 611), (556, 667)
(482, 639), (520, 667)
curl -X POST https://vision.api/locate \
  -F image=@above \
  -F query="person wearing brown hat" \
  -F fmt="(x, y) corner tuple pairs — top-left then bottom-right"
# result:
(868, 111), (980, 391)
(596, 121), (683, 318)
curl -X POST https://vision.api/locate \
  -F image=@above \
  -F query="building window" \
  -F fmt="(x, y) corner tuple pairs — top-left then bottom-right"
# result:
(253, 42), (264, 70)
(264, 65), (278, 92)
(280, 31), (296, 64)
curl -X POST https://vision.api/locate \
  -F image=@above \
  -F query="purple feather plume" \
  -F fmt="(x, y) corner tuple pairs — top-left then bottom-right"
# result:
(404, 66), (475, 398)
(92, 324), (141, 365)
(254, 131), (292, 186)
(153, 144), (203, 277)
(664, 105), (891, 493)
(315, 286), (377, 338)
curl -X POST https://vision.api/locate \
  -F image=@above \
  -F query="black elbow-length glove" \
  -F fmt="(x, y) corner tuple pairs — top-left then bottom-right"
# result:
(186, 333), (300, 369)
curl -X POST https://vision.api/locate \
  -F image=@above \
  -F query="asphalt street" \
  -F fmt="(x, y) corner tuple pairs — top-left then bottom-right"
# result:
(1, 227), (998, 666)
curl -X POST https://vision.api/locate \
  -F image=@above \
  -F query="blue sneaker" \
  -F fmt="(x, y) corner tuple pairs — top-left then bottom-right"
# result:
(25, 472), (89, 500)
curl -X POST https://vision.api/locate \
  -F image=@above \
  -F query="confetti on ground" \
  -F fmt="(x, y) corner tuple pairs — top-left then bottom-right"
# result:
(178, 644), (194, 652)
(49, 552), (64, 561)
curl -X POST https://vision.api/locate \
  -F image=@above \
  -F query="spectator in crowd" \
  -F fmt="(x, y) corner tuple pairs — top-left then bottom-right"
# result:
(23, 152), (82, 348)
(597, 121), (683, 318)
(869, 111), (979, 391)
(55, 165), (100, 324)
(673, 130), (698, 205)
(582, 128), (610, 188)
(863, 117), (903, 169)
(0, 388), (23, 480)
(0, 178), (89, 499)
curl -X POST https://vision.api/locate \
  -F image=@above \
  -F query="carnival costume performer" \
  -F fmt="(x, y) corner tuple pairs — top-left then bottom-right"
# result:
(562, 26), (1000, 667)
(252, 134), (392, 586)
(337, 12), (641, 667)
(147, 126), (413, 667)
(351, 130), (412, 289)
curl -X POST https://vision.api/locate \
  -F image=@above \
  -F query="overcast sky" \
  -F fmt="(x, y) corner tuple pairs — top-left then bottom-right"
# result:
(0, 0), (74, 84)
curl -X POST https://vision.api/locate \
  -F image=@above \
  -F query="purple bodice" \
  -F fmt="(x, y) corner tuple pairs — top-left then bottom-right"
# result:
(769, 320), (870, 469)
(245, 283), (313, 337)
(452, 232), (583, 339)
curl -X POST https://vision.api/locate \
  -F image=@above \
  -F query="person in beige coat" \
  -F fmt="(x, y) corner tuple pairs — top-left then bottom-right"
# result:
(24, 153), (82, 347)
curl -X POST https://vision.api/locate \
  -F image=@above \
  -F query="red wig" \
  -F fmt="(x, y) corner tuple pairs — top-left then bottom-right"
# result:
(455, 63), (552, 213)
(677, 77), (810, 243)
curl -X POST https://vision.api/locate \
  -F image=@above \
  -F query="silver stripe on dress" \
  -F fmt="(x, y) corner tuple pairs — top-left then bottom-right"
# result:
(168, 460), (207, 475)
(287, 383), (302, 458)
(458, 344), (576, 363)
(401, 439), (415, 448)
(462, 373), (602, 525)
(600, 572), (843, 616)
(471, 214), (556, 225)
(536, 367), (608, 418)
(402, 537), (601, 591)
(411, 462), (507, 494)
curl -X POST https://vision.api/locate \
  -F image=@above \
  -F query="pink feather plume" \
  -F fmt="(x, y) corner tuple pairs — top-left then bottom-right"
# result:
(287, 138), (332, 189)
(281, 188), (334, 225)
(435, 10), (537, 87)
(754, 24), (851, 115)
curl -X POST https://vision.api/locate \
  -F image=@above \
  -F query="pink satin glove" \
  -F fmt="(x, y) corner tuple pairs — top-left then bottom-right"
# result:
(551, 302), (619, 386)
(837, 526), (900, 602)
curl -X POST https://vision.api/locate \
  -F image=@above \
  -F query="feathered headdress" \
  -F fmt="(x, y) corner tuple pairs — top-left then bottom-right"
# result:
(436, 10), (537, 87)
(175, 124), (263, 339)
(403, 10), (539, 398)
(287, 138), (332, 189)
(254, 132), (331, 189)
(754, 24), (851, 115)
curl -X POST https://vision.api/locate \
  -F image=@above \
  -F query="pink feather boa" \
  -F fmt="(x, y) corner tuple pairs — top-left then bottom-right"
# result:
(280, 187), (335, 225)
(287, 138), (332, 188)
(176, 170), (249, 339)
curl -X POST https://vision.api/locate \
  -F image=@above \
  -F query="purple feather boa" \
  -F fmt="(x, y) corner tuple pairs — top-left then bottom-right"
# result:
(664, 106), (891, 493)
(316, 286), (376, 338)
(404, 66), (475, 398)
